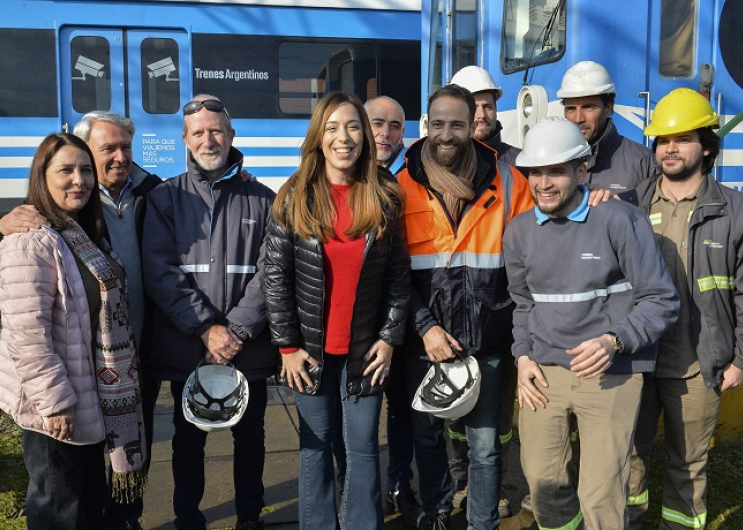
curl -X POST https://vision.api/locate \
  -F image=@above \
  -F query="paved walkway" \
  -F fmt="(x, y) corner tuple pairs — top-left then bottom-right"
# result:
(141, 382), (536, 530)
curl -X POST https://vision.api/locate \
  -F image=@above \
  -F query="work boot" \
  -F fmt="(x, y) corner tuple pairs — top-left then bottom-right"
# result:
(384, 490), (396, 515)
(391, 488), (425, 528)
(419, 512), (452, 530)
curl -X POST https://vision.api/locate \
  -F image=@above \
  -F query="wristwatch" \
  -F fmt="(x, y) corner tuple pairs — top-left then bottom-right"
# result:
(606, 332), (624, 353)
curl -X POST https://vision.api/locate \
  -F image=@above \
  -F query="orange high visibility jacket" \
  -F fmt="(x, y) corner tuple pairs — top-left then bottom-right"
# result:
(399, 138), (534, 356)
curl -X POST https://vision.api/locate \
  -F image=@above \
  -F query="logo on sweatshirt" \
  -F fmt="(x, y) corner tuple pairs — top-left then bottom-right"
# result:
(242, 219), (256, 225)
(703, 239), (723, 249)
(581, 253), (601, 260)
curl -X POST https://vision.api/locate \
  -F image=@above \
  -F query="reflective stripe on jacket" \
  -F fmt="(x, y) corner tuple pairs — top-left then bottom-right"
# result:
(399, 138), (534, 357)
(142, 148), (278, 382)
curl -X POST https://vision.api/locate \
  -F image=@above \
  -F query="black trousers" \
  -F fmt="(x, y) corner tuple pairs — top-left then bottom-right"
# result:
(23, 429), (106, 530)
(170, 378), (268, 529)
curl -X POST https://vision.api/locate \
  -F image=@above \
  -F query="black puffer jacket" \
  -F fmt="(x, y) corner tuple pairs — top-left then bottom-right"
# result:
(262, 183), (410, 396)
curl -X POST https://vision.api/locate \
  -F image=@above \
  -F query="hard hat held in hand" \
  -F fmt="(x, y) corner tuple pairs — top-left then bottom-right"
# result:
(516, 117), (592, 168)
(182, 361), (249, 432)
(412, 354), (481, 420)
(557, 61), (616, 99)
(450, 66), (503, 101)
(644, 88), (720, 137)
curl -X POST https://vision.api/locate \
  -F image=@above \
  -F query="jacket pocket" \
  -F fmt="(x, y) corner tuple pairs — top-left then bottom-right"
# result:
(405, 198), (436, 245)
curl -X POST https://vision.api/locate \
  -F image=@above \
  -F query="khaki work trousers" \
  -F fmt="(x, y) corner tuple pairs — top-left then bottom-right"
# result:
(520, 365), (643, 530)
(628, 374), (721, 530)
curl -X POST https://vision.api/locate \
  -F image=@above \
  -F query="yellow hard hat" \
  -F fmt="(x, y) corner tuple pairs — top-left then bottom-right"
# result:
(644, 88), (720, 137)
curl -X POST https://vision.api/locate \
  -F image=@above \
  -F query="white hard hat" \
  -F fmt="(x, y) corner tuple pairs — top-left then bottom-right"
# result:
(450, 66), (503, 101)
(516, 117), (592, 167)
(412, 355), (481, 420)
(556, 61), (616, 99)
(182, 362), (249, 432)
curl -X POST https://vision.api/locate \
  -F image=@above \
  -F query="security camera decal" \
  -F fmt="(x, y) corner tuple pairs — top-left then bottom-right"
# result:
(73, 55), (105, 80)
(147, 57), (179, 81)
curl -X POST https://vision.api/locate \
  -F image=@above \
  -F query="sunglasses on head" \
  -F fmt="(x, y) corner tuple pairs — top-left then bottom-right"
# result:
(183, 99), (225, 116)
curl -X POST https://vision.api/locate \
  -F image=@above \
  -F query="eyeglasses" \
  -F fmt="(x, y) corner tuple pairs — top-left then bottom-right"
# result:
(183, 99), (226, 116)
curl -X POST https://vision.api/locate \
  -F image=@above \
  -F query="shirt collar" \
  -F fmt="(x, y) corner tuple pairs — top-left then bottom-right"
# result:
(98, 176), (133, 206)
(653, 177), (702, 205)
(535, 184), (590, 225)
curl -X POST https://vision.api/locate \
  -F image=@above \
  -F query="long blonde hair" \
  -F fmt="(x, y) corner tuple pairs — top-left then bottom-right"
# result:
(273, 92), (404, 242)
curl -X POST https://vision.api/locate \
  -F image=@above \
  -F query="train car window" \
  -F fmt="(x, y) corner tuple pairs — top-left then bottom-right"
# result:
(501, 0), (566, 73)
(71, 36), (112, 112)
(192, 34), (277, 119)
(719, 0), (743, 89)
(452, 0), (478, 75)
(278, 42), (377, 115)
(141, 38), (180, 114)
(191, 34), (419, 120)
(0, 29), (57, 117)
(659, 0), (695, 78)
(376, 40), (422, 121)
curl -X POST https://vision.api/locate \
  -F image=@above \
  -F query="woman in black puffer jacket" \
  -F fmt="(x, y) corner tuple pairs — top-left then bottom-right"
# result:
(262, 92), (410, 530)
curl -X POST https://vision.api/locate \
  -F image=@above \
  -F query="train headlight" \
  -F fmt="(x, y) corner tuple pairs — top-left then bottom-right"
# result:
(517, 85), (548, 145)
(523, 93), (533, 118)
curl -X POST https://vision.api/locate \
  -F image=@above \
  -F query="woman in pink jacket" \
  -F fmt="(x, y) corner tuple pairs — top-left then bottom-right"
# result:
(0, 134), (146, 529)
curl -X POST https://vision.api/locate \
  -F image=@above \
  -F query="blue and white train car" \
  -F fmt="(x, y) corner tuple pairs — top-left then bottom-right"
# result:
(0, 0), (422, 209)
(422, 0), (743, 187)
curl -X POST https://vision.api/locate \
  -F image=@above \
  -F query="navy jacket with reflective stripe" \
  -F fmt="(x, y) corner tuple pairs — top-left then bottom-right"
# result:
(142, 148), (278, 382)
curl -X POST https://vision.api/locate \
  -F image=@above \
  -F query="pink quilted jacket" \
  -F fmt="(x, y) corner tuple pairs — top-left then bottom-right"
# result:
(0, 227), (105, 445)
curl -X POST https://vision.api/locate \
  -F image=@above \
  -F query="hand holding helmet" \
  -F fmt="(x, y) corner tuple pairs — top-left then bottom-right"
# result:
(412, 354), (482, 419)
(422, 325), (462, 362)
(200, 324), (242, 363)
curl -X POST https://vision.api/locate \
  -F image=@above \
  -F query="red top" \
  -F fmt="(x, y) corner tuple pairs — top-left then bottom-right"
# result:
(279, 183), (365, 355)
(323, 183), (365, 354)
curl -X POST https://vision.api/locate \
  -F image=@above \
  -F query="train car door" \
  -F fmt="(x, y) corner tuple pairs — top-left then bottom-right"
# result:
(59, 27), (190, 179)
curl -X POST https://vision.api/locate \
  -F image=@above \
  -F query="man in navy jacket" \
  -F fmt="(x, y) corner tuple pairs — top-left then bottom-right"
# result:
(142, 95), (277, 530)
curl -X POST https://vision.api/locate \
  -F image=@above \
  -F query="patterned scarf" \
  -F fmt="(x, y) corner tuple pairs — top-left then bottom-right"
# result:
(59, 222), (147, 503)
(421, 138), (478, 224)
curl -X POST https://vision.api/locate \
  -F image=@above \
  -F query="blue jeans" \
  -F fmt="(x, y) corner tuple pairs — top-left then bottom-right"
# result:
(293, 353), (383, 530)
(23, 430), (106, 530)
(385, 350), (416, 492)
(170, 378), (268, 529)
(406, 352), (504, 530)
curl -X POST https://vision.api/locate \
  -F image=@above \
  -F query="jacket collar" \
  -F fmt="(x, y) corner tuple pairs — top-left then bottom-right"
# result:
(129, 163), (153, 189)
(186, 146), (243, 184)
(632, 173), (727, 219)
(386, 144), (407, 175)
(482, 121), (505, 150)
(405, 137), (496, 196)
(588, 118), (621, 170)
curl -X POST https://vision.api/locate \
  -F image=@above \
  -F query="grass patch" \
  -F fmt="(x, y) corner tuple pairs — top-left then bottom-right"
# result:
(0, 412), (27, 529)
(642, 441), (743, 529)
